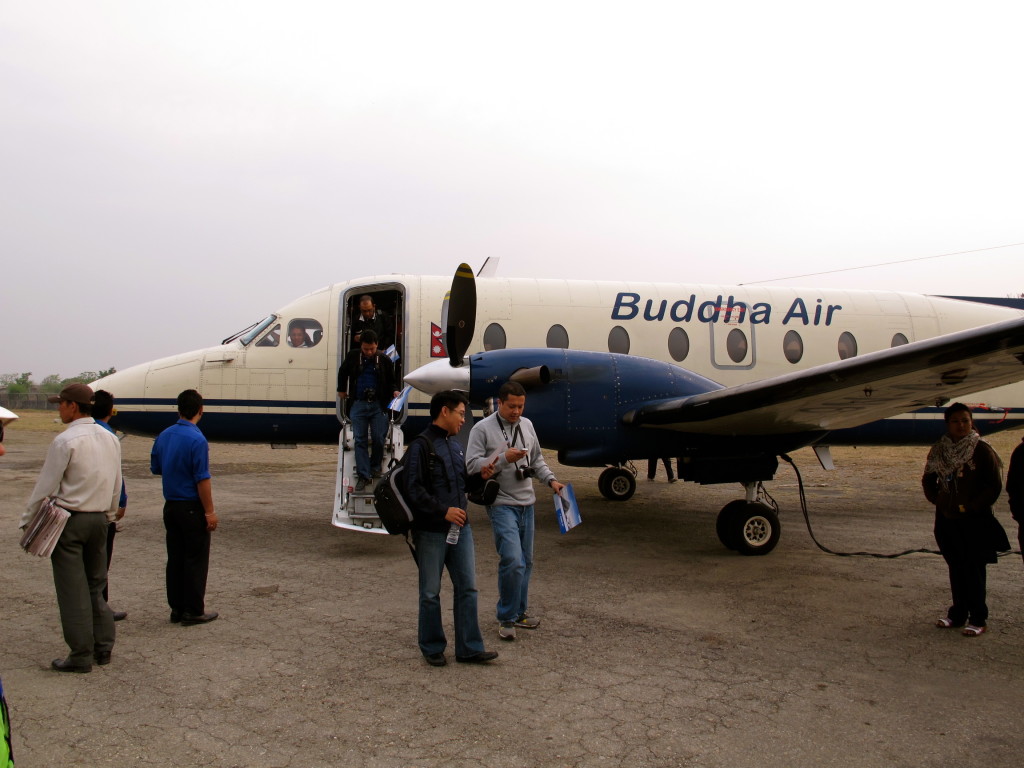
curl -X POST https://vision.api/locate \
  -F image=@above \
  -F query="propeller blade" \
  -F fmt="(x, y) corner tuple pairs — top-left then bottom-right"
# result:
(447, 263), (477, 367)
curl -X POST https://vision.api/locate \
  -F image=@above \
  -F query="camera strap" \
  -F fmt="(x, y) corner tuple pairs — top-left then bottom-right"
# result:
(497, 416), (525, 471)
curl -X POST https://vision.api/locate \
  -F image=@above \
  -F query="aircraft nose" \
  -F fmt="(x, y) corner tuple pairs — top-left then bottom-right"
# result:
(404, 359), (470, 395)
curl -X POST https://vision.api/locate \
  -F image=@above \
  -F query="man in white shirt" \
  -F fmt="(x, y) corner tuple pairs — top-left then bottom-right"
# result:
(23, 383), (123, 673)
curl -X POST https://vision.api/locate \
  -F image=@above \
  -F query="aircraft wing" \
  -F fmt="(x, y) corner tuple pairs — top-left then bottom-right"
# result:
(626, 316), (1024, 435)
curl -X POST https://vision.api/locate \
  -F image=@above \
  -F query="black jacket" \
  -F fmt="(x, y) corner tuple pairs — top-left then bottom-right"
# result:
(405, 425), (470, 533)
(337, 349), (397, 411)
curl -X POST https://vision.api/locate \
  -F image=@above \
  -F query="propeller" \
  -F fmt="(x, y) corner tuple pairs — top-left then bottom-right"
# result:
(446, 262), (477, 367)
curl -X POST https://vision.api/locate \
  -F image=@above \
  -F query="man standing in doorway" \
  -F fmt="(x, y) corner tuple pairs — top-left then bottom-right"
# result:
(337, 329), (399, 490)
(351, 294), (394, 350)
(467, 381), (563, 641)
(151, 389), (219, 625)
(22, 383), (122, 672)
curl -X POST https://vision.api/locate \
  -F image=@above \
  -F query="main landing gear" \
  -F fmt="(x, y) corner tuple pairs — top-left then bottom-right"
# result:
(598, 465), (637, 501)
(715, 482), (780, 556)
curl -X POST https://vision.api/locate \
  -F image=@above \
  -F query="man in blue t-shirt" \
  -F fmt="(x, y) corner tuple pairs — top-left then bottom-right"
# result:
(151, 389), (219, 625)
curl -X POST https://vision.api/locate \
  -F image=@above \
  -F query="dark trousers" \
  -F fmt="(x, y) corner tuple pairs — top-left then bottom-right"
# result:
(647, 457), (674, 481)
(103, 522), (116, 603)
(51, 513), (115, 665)
(942, 554), (988, 626)
(163, 500), (211, 616)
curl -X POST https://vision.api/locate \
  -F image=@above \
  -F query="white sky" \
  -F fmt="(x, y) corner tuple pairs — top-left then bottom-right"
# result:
(2, 1), (1023, 379)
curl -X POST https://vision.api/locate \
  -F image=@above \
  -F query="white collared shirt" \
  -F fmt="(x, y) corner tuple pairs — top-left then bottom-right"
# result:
(22, 416), (123, 527)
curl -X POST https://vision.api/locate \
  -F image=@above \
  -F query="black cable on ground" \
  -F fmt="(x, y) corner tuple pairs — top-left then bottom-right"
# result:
(779, 453), (1021, 560)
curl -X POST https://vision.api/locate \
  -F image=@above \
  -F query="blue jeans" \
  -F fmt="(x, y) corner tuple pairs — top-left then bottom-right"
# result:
(413, 526), (486, 658)
(350, 400), (387, 480)
(487, 504), (535, 623)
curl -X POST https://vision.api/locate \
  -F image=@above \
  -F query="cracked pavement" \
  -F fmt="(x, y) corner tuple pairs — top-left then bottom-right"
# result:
(2, 417), (1022, 767)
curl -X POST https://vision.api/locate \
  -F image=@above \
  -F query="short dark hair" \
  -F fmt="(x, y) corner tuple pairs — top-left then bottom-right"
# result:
(92, 390), (115, 420)
(360, 329), (378, 346)
(430, 390), (468, 421)
(359, 294), (375, 305)
(943, 402), (972, 422)
(498, 381), (526, 401)
(177, 389), (203, 420)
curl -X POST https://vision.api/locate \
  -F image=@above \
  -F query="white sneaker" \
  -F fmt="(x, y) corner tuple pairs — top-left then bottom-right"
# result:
(498, 621), (516, 641)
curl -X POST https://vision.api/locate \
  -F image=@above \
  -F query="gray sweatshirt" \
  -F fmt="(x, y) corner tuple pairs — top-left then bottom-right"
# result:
(466, 412), (557, 506)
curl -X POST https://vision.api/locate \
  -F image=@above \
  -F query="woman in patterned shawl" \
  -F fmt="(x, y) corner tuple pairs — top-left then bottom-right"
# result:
(922, 402), (1009, 636)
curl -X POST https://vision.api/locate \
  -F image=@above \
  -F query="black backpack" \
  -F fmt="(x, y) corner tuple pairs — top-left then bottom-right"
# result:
(373, 434), (435, 537)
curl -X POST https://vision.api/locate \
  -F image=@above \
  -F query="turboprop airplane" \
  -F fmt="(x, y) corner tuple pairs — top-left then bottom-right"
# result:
(91, 262), (1024, 554)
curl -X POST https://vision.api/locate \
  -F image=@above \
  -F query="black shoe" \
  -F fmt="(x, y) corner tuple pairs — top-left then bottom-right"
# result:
(52, 658), (91, 673)
(170, 611), (182, 623)
(180, 611), (219, 625)
(94, 651), (112, 666)
(112, 610), (128, 622)
(455, 651), (498, 664)
(424, 652), (446, 667)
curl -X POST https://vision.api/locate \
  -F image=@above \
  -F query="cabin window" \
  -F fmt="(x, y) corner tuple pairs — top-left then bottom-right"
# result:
(668, 327), (689, 362)
(287, 319), (323, 348)
(546, 324), (569, 349)
(255, 323), (281, 347)
(608, 326), (630, 354)
(783, 330), (804, 364)
(726, 328), (748, 363)
(483, 323), (507, 350)
(838, 331), (858, 360)
(891, 333), (909, 347)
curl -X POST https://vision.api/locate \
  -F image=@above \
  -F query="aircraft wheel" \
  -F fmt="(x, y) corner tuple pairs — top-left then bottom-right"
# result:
(715, 501), (744, 550)
(598, 467), (636, 501)
(717, 501), (780, 556)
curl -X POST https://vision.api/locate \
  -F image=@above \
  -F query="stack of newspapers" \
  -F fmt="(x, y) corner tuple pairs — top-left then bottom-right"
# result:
(19, 498), (70, 557)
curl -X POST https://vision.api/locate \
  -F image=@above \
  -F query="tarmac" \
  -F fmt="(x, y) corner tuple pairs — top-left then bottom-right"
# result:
(2, 414), (1022, 767)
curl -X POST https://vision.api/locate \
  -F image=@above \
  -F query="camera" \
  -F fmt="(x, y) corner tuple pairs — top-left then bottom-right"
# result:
(515, 466), (535, 481)
(361, 388), (376, 401)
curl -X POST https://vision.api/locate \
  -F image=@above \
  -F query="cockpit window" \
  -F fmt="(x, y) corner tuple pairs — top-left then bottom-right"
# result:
(224, 315), (279, 346)
(287, 319), (323, 348)
(255, 323), (281, 347)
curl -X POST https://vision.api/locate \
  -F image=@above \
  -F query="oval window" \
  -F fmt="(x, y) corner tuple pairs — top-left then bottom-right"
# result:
(483, 323), (507, 351)
(546, 324), (569, 349)
(727, 328), (748, 363)
(783, 330), (803, 364)
(668, 327), (690, 362)
(891, 333), (909, 347)
(608, 326), (630, 354)
(838, 331), (858, 360)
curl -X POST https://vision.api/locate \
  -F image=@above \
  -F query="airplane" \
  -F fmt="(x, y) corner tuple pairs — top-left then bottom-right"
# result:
(91, 262), (1024, 554)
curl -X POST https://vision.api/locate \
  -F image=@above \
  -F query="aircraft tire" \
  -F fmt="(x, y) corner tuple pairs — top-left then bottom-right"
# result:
(598, 467), (636, 501)
(715, 502), (744, 550)
(726, 501), (780, 556)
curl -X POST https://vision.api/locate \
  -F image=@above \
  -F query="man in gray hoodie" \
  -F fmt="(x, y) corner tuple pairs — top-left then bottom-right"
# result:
(466, 381), (564, 641)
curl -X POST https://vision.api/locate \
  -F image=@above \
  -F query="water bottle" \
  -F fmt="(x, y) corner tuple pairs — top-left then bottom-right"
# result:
(446, 522), (461, 545)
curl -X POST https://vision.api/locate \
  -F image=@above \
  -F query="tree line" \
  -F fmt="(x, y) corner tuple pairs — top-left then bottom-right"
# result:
(0, 369), (117, 394)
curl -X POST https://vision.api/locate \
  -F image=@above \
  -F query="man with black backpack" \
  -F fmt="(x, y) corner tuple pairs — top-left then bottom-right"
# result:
(404, 390), (498, 667)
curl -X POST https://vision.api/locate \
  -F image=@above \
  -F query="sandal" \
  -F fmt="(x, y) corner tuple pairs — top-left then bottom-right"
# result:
(935, 617), (962, 629)
(962, 624), (987, 637)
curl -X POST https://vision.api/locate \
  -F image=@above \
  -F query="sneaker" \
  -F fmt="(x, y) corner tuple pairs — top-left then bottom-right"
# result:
(514, 613), (540, 629)
(498, 621), (516, 641)
(355, 477), (368, 491)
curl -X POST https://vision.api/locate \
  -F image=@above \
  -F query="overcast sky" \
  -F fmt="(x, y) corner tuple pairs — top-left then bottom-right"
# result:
(3, 1), (1023, 380)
